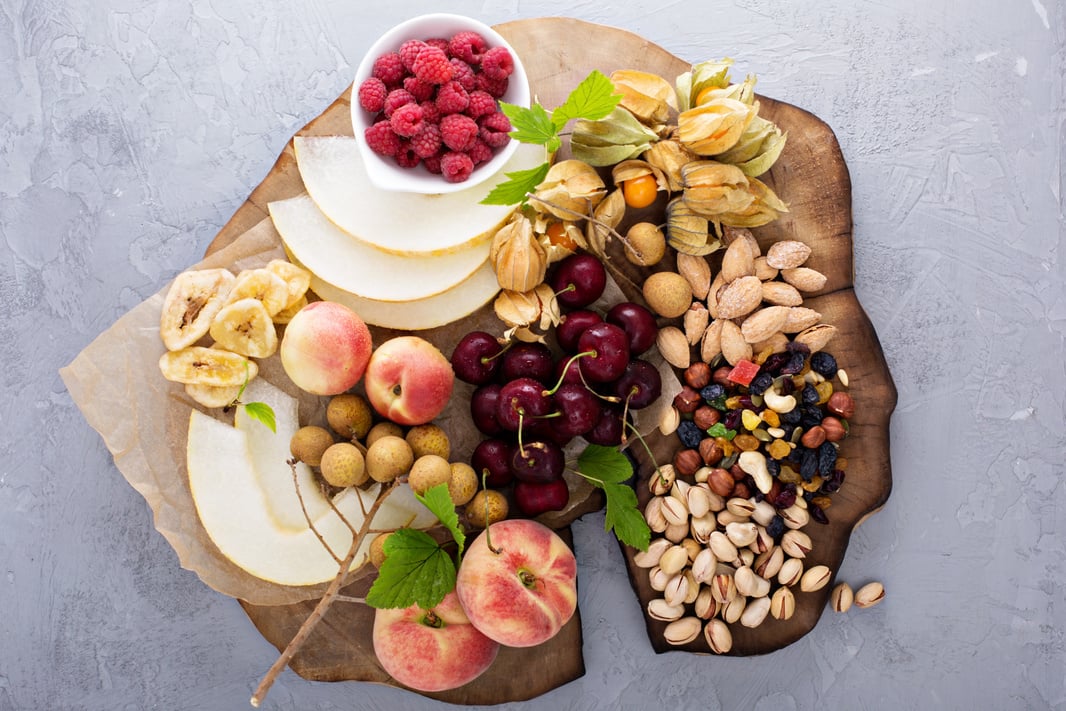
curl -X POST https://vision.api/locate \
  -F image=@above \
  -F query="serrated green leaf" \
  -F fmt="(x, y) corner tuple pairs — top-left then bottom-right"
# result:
(415, 484), (465, 560)
(242, 402), (276, 433)
(577, 444), (635, 486)
(480, 162), (550, 206)
(602, 483), (650, 551)
(551, 69), (622, 128)
(500, 101), (557, 146)
(365, 529), (456, 610)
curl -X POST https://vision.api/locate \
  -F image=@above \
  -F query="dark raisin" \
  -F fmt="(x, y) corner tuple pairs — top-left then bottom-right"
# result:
(801, 383), (820, 405)
(766, 458), (780, 479)
(767, 515), (785, 539)
(810, 503), (829, 524)
(802, 489), (814, 501)
(748, 372), (774, 395)
(762, 353), (790, 374)
(778, 376), (795, 395)
(810, 351), (838, 377)
(800, 449), (818, 480)
(776, 483), (797, 508)
(677, 420), (704, 449)
(800, 404), (824, 428)
(818, 441), (838, 474)
(780, 351), (807, 375)
(700, 383), (726, 402)
(723, 409), (743, 430)
(780, 408), (802, 426)
(787, 340), (811, 355)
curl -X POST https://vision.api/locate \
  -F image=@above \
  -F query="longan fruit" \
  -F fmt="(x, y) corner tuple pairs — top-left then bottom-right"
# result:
(624, 222), (666, 266)
(319, 442), (366, 488)
(465, 489), (508, 529)
(369, 532), (391, 569)
(642, 271), (693, 318)
(408, 455), (452, 495)
(447, 462), (478, 506)
(289, 426), (334, 467)
(405, 424), (451, 460)
(365, 435), (414, 483)
(366, 421), (404, 447)
(326, 393), (373, 440)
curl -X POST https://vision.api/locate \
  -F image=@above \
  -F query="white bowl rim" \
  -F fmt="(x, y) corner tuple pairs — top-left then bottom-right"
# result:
(351, 13), (530, 195)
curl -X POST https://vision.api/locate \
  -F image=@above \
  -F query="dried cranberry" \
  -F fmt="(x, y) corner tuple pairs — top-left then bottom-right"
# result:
(762, 353), (790, 374)
(723, 409), (743, 431)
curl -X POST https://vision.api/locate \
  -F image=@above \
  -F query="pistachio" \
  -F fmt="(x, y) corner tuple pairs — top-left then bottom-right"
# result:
(661, 495), (689, 527)
(751, 500), (777, 527)
(644, 496), (668, 532)
(676, 253), (712, 300)
(778, 557), (804, 587)
(800, 565), (832, 592)
(664, 522), (690, 543)
(830, 582), (854, 612)
(670, 479), (691, 500)
(716, 510), (748, 527)
(725, 521), (758, 548)
(781, 503), (810, 530)
(694, 586), (719, 620)
(633, 538), (672, 568)
(709, 531), (739, 564)
(736, 548), (755, 568)
(681, 537), (702, 563)
(663, 617), (702, 646)
(733, 565), (758, 597)
(739, 596), (771, 628)
(704, 619), (733, 654)
(690, 512), (717, 544)
(648, 565), (671, 591)
(659, 406), (682, 436)
(647, 597), (685, 622)
(737, 450), (772, 494)
(781, 530), (813, 559)
(711, 571), (737, 604)
(687, 484), (714, 519)
(692, 547), (718, 584)
(754, 546), (784, 580)
(648, 464), (676, 496)
(750, 525), (774, 555)
(663, 573), (690, 607)
(722, 593), (747, 623)
(726, 497), (757, 518)
(683, 571), (700, 604)
(854, 582), (886, 609)
(659, 545), (690, 576)
(770, 586), (796, 620)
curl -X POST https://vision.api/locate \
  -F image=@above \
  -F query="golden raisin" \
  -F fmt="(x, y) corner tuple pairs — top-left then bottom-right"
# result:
(734, 434), (760, 451)
(778, 465), (802, 483)
(762, 410), (780, 428)
(815, 381), (834, 405)
(812, 496), (832, 510)
(767, 439), (791, 460)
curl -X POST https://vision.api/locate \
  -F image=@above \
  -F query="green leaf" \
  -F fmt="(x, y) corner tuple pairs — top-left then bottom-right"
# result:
(706, 423), (736, 440)
(577, 444), (635, 486)
(365, 529), (456, 610)
(480, 162), (550, 206)
(602, 483), (650, 552)
(415, 484), (465, 560)
(242, 402), (276, 433)
(551, 69), (622, 128)
(500, 101), (557, 146)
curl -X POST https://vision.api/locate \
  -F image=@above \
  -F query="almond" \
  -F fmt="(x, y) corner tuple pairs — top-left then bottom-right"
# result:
(676, 253), (712, 300)
(656, 326), (691, 369)
(781, 266), (827, 292)
(782, 306), (822, 333)
(724, 226), (761, 256)
(754, 256), (778, 281)
(765, 240), (812, 269)
(750, 331), (789, 356)
(720, 237), (756, 283)
(684, 303), (710, 345)
(700, 319), (724, 362)
(741, 306), (791, 344)
(760, 281), (803, 307)
(706, 271), (725, 319)
(719, 320), (753, 365)
(794, 323), (839, 352)
(715, 276), (762, 320)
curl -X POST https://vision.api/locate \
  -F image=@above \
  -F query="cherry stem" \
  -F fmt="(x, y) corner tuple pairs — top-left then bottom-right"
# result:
(480, 469), (501, 555)
(544, 350), (596, 395)
(622, 419), (660, 474)
(517, 409), (527, 458)
(481, 339), (513, 365)
(554, 283), (576, 298)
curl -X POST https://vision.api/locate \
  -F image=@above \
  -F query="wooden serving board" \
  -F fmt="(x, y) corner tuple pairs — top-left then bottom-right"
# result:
(204, 16), (895, 702)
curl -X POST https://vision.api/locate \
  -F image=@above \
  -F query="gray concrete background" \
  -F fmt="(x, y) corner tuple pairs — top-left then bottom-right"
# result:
(3, 0), (1063, 709)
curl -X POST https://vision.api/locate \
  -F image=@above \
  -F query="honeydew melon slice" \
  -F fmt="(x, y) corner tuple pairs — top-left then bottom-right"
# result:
(294, 136), (545, 256)
(269, 194), (488, 303)
(292, 251), (500, 331)
(187, 407), (437, 586)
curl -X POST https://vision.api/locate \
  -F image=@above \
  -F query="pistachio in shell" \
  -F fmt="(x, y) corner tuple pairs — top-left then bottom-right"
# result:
(530, 160), (606, 220)
(490, 214), (547, 292)
(610, 69), (677, 128)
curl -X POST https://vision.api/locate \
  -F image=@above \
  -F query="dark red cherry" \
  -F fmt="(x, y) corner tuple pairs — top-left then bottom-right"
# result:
(576, 322), (630, 383)
(510, 440), (564, 484)
(605, 302), (658, 356)
(550, 253), (607, 309)
(555, 309), (602, 352)
(585, 404), (626, 446)
(499, 342), (554, 384)
(496, 377), (553, 431)
(470, 438), (513, 487)
(552, 383), (603, 439)
(470, 383), (504, 436)
(612, 359), (663, 410)
(451, 331), (504, 384)
(513, 479), (570, 517)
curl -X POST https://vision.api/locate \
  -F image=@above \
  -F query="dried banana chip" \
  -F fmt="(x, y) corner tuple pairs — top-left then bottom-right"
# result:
(226, 268), (290, 316)
(265, 259), (311, 310)
(159, 268), (236, 351)
(159, 346), (257, 387)
(209, 298), (278, 358)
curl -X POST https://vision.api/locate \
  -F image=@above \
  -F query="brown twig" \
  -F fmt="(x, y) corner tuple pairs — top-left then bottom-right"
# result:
(249, 482), (398, 708)
(290, 459), (341, 565)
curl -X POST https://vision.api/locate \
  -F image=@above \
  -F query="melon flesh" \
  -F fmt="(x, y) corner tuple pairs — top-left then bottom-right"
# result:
(294, 136), (544, 256)
(269, 195), (489, 303)
(293, 253), (500, 331)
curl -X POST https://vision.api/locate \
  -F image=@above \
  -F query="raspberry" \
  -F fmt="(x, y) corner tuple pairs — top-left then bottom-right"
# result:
(440, 114), (479, 152)
(480, 46), (515, 81)
(357, 77), (388, 113)
(383, 88), (416, 117)
(435, 80), (470, 115)
(395, 141), (420, 169)
(398, 39), (426, 71)
(478, 111), (512, 149)
(448, 31), (488, 64)
(465, 90), (497, 118)
(467, 139), (493, 166)
(410, 123), (442, 159)
(403, 76), (435, 103)
(419, 100), (441, 125)
(412, 46), (454, 85)
(476, 73), (509, 99)
(440, 151), (474, 183)
(423, 153), (443, 175)
(364, 121), (402, 157)
(371, 52), (405, 85)
(389, 103), (424, 138)
(425, 37), (450, 52)
(449, 58), (477, 92)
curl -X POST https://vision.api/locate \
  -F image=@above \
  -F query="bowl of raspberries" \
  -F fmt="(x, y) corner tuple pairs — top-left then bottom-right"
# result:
(351, 14), (530, 193)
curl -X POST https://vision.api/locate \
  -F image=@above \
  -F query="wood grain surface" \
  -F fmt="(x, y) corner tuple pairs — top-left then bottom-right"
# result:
(205, 16), (895, 701)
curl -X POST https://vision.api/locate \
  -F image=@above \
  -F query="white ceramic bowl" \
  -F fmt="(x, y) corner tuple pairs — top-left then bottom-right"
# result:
(351, 14), (530, 195)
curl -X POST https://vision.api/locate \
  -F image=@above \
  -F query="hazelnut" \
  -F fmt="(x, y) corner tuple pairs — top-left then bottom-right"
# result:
(673, 386), (702, 414)
(683, 362), (712, 389)
(693, 406), (720, 430)
(827, 392), (855, 419)
(731, 481), (752, 499)
(729, 463), (747, 482)
(821, 416), (846, 442)
(712, 366), (733, 387)
(698, 437), (723, 466)
(801, 425), (827, 448)
(673, 448), (703, 477)
(707, 467), (735, 497)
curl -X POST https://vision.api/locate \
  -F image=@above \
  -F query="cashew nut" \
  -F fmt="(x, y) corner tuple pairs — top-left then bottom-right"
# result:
(762, 387), (797, 413)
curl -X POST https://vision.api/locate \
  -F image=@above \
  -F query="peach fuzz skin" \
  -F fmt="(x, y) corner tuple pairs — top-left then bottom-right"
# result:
(455, 519), (578, 648)
(364, 336), (454, 426)
(279, 301), (372, 395)
(372, 590), (499, 692)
